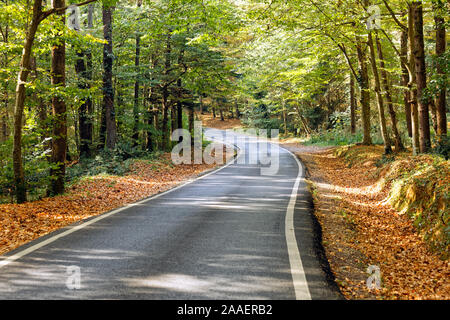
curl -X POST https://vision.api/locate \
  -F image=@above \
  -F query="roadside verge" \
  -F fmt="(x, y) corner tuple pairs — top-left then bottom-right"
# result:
(284, 143), (449, 300)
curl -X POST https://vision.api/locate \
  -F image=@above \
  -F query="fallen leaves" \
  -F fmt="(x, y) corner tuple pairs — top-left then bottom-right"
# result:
(199, 113), (243, 130)
(0, 151), (232, 256)
(287, 143), (449, 300)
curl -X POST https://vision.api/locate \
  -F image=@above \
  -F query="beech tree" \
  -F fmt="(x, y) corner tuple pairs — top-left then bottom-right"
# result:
(11, 0), (97, 202)
(0, 0), (447, 204)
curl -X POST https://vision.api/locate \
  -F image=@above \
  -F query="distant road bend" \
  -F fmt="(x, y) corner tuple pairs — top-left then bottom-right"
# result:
(0, 129), (340, 300)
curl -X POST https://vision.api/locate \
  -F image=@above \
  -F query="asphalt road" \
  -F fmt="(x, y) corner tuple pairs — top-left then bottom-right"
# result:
(0, 129), (341, 300)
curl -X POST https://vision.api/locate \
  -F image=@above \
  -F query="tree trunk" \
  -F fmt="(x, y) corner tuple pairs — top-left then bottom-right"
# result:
(153, 105), (159, 150)
(376, 35), (404, 151)
(1, 23), (9, 143)
(188, 103), (194, 140)
(85, 5), (94, 151)
(200, 95), (204, 114)
(356, 40), (372, 145)
(145, 91), (154, 152)
(161, 88), (170, 151)
(176, 48), (184, 140)
(132, 2), (141, 145)
(229, 105), (234, 119)
(31, 56), (50, 156)
(235, 98), (241, 119)
(408, 4), (420, 155)
(99, 106), (106, 149)
(102, 5), (117, 149)
(434, 0), (447, 142)
(350, 74), (356, 134)
(177, 102), (183, 140)
(115, 82), (124, 136)
(1, 79), (8, 142)
(75, 51), (92, 158)
(412, 2), (431, 153)
(368, 31), (392, 154)
(13, 1), (43, 202)
(401, 29), (413, 138)
(0, 90), (7, 142)
(161, 31), (171, 151)
(145, 57), (157, 152)
(49, 0), (67, 196)
(171, 105), (177, 136)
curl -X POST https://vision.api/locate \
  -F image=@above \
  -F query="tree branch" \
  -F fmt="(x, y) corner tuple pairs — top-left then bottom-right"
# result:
(381, 0), (407, 31)
(39, 0), (98, 23)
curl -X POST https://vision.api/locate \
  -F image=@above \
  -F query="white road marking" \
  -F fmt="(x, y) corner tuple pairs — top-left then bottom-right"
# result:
(0, 137), (242, 270)
(283, 147), (312, 300)
(0, 131), (312, 301)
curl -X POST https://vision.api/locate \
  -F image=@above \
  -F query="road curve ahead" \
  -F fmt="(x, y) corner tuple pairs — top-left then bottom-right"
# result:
(0, 129), (340, 300)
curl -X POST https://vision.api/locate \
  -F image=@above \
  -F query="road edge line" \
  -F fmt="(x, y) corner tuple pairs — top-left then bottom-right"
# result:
(282, 146), (312, 300)
(0, 139), (242, 270)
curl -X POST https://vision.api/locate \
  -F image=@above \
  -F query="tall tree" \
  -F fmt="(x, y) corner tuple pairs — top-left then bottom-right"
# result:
(49, 0), (67, 196)
(433, 0), (447, 143)
(376, 35), (404, 151)
(412, 1), (431, 153)
(408, 3), (420, 155)
(12, 0), (44, 203)
(350, 74), (357, 135)
(161, 30), (172, 151)
(0, 17), (9, 143)
(368, 31), (392, 154)
(102, 4), (117, 149)
(356, 40), (372, 145)
(75, 4), (94, 158)
(400, 27), (413, 138)
(132, 0), (142, 146)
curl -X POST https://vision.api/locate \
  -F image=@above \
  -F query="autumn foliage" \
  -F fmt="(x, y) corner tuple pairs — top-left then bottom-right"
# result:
(293, 144), (449, 300)
(0, 152), (229, 255)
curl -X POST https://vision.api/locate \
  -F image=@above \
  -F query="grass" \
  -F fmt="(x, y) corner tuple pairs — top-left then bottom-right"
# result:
(299, 128), (386, 147)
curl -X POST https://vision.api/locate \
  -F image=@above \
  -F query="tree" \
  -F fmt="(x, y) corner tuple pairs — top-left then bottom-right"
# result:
(368, 30), (392, 154)
(433, 0), (447, 143)
(49, 0), (68, 196)
(102, 3), (117, 149)
(408, 2), (420, 155)
(412, 1), (431, 153)
(350, 74), (357, 135)
(132, 0), (142, 146)
(11, 0), (97, 202)
(356, 39), (373, 145)
(75, 4), (94, 158)
(375, 35), (404, 151)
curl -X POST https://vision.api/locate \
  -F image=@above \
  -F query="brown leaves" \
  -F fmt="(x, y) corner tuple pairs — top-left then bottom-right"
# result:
(199, 113), (243, 130)
(290, 144), (449, 300)
(0, 151), (231, 256)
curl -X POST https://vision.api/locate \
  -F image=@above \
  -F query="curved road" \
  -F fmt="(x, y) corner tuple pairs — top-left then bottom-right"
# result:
(0, 129), (340, 300)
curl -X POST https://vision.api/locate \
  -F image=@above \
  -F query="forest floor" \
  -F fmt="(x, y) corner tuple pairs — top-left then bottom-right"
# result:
(199, 113), (243, 130)
(0, 150), (233, 256)
(282, 139), (449, 300)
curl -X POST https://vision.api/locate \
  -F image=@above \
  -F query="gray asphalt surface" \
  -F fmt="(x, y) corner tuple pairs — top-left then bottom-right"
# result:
(0, 129), (341, 300)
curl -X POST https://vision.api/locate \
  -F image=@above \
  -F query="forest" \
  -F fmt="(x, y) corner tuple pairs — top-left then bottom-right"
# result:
(0, 0), (447, 204)
(0, 0), (448, 301)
